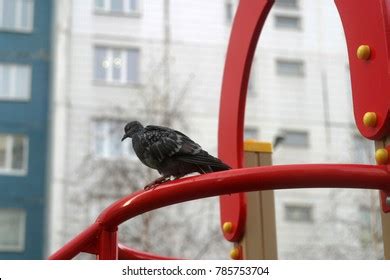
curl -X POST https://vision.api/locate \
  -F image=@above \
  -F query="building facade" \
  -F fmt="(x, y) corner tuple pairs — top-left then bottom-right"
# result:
(0, 0), (52, 259)
(48, 0), (383, 259)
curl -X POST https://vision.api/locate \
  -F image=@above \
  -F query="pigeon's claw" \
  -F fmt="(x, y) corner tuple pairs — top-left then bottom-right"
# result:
(144, 176), (170, 190)
(144, 183), (159, 191)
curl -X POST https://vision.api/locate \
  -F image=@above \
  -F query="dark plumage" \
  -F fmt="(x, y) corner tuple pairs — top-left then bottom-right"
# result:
(121, 121), (231, 189)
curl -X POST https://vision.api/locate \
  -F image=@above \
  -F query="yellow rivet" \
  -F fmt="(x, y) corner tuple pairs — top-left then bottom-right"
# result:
(222, 222), (233, 234)
(357, 45), (371, 60)
(363, 112), (377, 127)
(230, 247), (240, 260)
(375, 148), (389, 165)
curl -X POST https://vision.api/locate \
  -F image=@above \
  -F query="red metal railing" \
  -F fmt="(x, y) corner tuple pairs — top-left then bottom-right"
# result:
(49, 163), (390, 260)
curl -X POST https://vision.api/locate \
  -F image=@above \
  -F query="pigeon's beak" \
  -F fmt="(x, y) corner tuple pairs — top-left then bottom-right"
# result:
(121, 134), (128, 142)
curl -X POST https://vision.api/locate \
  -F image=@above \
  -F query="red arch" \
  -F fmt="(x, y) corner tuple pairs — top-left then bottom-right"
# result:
(218, 0), (390, 242)
(218, 0), (273, 242)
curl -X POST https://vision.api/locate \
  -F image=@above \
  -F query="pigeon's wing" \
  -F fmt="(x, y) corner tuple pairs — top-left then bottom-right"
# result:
(143, 125), (202, 162)
(175, 151), (232, 170)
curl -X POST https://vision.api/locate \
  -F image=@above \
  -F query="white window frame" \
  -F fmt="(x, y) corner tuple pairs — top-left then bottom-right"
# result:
(0, 0), (34, 33)
(94, 0), (141, 16)
(0, 63), (32, 101)
(0, 209), (26, 252)
(92, 119), (137, 160)
(0, 134), (29, 176)
(94, 46), (140, 85)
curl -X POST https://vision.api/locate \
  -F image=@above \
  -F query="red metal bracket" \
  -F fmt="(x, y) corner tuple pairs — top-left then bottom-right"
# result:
(335, 0), (390, 140)
(377, 145), (390, 213)
(380, 191), (390, 213)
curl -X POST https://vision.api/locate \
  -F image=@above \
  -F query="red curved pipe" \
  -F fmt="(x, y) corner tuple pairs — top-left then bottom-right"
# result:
(118, 244), (182, 260)
(96, 164), (390, 229)
(49, 222), (100, 260)
(49, 164), (390, 259)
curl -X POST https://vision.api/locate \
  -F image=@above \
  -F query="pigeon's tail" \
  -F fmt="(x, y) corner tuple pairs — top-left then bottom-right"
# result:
(176, 150), (231, 174)
(208, 159), (231, 172)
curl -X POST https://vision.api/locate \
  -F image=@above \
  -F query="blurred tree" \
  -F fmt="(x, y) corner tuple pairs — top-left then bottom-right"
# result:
(68, 0), (229, 259)
(283, 133), (383, 259)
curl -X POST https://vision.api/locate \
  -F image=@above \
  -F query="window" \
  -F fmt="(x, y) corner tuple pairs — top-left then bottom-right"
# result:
(276, 59), (305, 77)
(0, 134), (28, 175)
(352, 134), (373, 163)
(280, 130), (309, 148)
(244, 127), (258, 140)
(0, 209), (26, 252)
(225, 0), (234, 24)
(359, 205), (382, 246)
(248, 60), (257, 95)
(0, 0), (34, 32)
(93, 119), (136, 159)
(95, 0), (140, 15)
(285, 204), (313, 223)
(274, 15), (301, 30)
(346, 64), (352, 97)
(275, 0), (298, 9)
(94, 47), (140, 84)
(0, 64), (31, 101)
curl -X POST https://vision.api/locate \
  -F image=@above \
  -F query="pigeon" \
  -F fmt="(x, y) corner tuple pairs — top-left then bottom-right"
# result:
(121, 121), (231, 189)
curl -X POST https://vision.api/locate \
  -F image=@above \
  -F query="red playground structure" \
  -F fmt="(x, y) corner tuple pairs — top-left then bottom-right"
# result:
(50, 0), (390, 260)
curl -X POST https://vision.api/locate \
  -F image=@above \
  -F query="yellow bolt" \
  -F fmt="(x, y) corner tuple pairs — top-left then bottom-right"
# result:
(230, 247), (240, 260)
(362, 112), (377, 127)
(222, 222), (233, 234)
(375, 148), (389, 165)
(357, 45), (371, 60)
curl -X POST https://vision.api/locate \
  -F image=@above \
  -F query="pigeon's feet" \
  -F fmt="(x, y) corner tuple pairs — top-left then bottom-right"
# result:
(144, 177), (170, 190)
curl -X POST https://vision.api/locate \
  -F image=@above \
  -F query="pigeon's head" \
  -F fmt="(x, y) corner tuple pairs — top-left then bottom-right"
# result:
(122, 121), (144, 141)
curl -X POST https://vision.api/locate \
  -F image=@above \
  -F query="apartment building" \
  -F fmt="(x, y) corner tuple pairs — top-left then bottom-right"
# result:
(48, 0), (382, 259)
(0, 0), (52, 259)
